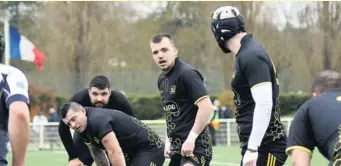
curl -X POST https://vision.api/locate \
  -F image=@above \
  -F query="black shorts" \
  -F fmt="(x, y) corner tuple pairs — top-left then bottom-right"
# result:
(168, 154), (211, 166)
(241, 151), (287, 166)
(128, 147), (165, 166)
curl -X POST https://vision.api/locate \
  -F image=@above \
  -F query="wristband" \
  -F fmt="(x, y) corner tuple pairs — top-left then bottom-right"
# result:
(186, 131), (199, 143)
(247, 148), (258, 153)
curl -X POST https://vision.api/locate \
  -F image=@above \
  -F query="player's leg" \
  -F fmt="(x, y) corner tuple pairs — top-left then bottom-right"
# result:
(256, 151), (287, 166)
(73, 132), (94, 166)
(0, 131), (8, 166)
(128, 147), (165, 166)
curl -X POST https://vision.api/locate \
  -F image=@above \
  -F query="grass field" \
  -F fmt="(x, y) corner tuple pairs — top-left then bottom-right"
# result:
(7, 146), (328, 166)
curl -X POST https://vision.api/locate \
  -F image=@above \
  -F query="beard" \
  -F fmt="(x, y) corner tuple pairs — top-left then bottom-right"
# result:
(93, 101), (106, 108)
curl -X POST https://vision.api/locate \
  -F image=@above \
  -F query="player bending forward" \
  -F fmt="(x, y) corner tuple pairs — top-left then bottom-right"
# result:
(60, 102), (165, 166)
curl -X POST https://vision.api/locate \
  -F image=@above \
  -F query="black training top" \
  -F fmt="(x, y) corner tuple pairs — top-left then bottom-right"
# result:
(58, 88), (134, 160)
(157, 57), (212, 159)
(231, 34), (287, 154)
(287, 89), (341, 165)
(79, 107), (163, 157)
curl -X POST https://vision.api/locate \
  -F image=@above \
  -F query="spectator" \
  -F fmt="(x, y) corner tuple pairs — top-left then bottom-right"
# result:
(32, 111), (48, 134)
(220, 105), (233, 119)
(48, 107), (59, 122)
(208, 98), (221, 146)
(48, 107), (60, 150)
(32, 111), (48, 149)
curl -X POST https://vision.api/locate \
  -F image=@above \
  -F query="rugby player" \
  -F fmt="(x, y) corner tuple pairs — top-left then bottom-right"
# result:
(58, 75), (134, 166)
(210, 6), (288, 166)
(0, 34), (31, 166)
(60, 102), (165, 166)
(286, 70), (341, 166)
(150, 33), (214, 166)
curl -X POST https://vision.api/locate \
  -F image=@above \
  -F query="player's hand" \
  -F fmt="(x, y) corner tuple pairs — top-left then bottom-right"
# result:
(164, 138), (171, 158)
(181, 140), (195, 157)
(242, 150), (258, 166)
(68, 158), (84, 166)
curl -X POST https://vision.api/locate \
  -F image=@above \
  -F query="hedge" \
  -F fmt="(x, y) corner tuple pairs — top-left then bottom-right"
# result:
(29, 85), (311, 120)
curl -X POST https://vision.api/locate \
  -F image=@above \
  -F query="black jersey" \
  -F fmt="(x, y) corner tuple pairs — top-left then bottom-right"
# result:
(69, 88), (133, 116)
(79, 107), (163, 157)
(59, 88), (134, 160)
(287, 89), (341, 165)
(231, 34), (287, 153)
(157, 57), (212, 159)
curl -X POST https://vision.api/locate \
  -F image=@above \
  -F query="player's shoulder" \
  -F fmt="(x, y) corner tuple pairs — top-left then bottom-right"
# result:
(0, 64), (27, 79)
(178, 61), (202, 78)
(70, 88), (89, 102)
(306, 93), (339, 112)
(109, 89), (125, 98)
(87, 108), (112, 123)
(238, 37), (269, 63)
(295, 96), (321, 116)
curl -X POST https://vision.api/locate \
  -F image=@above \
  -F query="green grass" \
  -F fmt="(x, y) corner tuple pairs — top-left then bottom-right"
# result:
(7, 146), (328, 166)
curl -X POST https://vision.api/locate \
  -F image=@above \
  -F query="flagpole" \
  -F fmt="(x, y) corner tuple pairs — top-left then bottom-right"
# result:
(4, 18), (10, 65)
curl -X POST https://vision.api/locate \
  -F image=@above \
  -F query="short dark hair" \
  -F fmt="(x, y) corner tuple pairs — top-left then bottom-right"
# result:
(60, 102), (82, 119)
(150, 33), (175, 45)
(312, 70), (341, 93)
(89, 75), (110, 89)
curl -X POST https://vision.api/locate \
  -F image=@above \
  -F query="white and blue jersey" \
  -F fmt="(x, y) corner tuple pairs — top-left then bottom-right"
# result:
(0, 64), (29, 131)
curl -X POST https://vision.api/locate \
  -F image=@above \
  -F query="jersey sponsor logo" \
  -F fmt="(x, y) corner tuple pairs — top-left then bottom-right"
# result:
(162, 101), (180, 116)
(163, 102), (177, 111)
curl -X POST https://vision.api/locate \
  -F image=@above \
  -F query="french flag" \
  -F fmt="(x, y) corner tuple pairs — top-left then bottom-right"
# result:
(6, 23), (46, 71)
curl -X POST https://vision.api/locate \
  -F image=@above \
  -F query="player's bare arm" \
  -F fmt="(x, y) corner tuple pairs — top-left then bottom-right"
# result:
(290, 149), (311, 166)
(190, 97), (214, 138)
(102, 132), (126, 166)
(182, 97), (214, 157)
(86, 143), (110, 166)
(8, 101), (30, 166)
(6, 69), (31, 166)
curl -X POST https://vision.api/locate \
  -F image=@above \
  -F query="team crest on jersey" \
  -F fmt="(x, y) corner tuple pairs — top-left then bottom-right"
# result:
(16, 81), (25, 89)
(170, 85), (176, 94)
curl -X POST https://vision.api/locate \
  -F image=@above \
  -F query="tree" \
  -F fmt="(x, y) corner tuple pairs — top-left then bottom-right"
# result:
(32, 2), (135, 92)
(298, 2), (341, 73)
